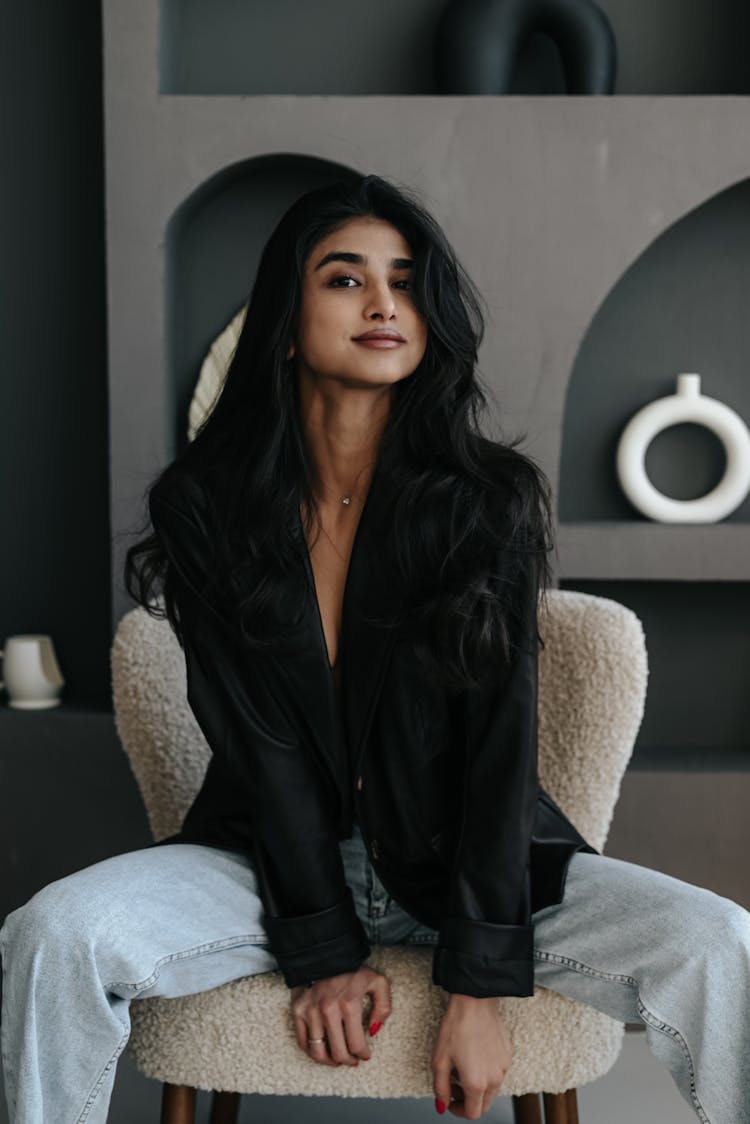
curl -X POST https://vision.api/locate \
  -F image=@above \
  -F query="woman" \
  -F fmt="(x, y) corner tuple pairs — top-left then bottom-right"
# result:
(1, 174), (749, 1124)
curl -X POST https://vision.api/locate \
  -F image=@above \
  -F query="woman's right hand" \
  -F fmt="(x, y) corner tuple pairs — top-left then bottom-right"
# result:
(290, 965), (392, 1067)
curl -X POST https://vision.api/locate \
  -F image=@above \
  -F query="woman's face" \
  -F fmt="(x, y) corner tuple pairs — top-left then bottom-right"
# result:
(289, 216), (428, 389)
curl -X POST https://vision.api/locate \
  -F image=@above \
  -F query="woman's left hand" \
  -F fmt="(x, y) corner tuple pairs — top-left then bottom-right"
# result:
(432, 994), (512, 1119)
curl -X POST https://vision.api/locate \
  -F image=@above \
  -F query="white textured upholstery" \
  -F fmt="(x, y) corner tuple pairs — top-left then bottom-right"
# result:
(111, 589), (648, 1097)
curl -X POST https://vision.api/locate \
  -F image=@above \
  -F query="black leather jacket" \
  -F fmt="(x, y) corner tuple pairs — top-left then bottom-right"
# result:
(148, 462), (596, 999)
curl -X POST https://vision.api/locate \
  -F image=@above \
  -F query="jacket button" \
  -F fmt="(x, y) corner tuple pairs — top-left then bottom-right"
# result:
(356, 775), (363, 791)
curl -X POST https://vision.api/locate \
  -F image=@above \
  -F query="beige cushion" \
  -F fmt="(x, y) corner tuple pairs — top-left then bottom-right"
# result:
(111, 589), (648, 1096)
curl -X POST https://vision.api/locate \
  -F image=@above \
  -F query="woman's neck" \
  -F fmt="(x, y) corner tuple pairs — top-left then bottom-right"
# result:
(297, 373), (391, 504)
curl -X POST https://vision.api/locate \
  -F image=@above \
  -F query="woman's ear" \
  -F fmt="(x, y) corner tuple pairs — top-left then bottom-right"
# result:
(287, 341), (296, 360)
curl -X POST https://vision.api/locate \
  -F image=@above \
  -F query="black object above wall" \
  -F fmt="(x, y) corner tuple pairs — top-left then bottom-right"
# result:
(435, 0), (617, 94)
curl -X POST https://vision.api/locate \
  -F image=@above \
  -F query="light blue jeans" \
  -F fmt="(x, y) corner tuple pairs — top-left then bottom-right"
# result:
(1, 821), (749, 1123)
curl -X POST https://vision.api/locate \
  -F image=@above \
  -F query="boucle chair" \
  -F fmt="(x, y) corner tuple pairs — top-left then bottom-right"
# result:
(111, 588), (648, 1124)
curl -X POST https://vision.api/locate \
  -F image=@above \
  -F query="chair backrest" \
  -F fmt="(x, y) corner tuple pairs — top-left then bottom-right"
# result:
(536, 589), (647, 850)
(111, 589), (647, 851)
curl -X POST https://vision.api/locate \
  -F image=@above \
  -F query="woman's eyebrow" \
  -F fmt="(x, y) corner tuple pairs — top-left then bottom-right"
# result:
(314, 251), (414, 271)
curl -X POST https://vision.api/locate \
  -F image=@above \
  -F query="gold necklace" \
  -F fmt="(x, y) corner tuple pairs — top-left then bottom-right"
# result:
(312, 491), (367, 563)
(316, 519), (348, 563)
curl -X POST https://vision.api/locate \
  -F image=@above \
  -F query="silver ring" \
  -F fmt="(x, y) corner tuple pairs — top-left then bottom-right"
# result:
(308, 1037), (326, 1045)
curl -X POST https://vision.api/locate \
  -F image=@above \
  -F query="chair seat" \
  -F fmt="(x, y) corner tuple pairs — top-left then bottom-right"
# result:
(127, 945), (623, 1098)
(116, 588), (647, 1107)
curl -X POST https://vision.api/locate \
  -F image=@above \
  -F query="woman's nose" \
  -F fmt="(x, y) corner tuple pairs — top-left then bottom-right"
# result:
(363, 282), (396, 320)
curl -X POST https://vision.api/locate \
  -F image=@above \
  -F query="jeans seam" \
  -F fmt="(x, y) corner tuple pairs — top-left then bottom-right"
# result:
(75, 933), (269, 1120)
(404, 933), (439, 945)
(635, 1000), (710, 1124)
(75, 1028), (130, 1123)
(533, 950), (710, 1123)
(107, 932), (269, 991)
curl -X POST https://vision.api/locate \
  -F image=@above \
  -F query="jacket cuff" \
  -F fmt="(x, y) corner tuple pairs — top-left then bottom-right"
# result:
(432, 917), (534, 998)
(262, 887), (372, 988)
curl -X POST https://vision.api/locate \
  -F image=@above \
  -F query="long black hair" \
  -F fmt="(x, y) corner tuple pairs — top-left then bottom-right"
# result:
(125, 173), (553, 691)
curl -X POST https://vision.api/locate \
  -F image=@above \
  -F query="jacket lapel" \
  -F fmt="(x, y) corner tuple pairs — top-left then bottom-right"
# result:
(276, 463), (405, 809)
(340, 463), (405, 775)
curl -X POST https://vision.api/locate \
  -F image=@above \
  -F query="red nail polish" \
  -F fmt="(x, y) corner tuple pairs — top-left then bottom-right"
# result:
(369, 1020), (382, 1036)
(435, 1098), (446, 1114)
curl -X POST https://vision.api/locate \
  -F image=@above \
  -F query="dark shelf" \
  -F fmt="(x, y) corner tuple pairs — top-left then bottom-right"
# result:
(629, 745), (750, 772)
(0, 699), (113, 718)
(560, 580), (750, 775)
(556, 523), (750, 581)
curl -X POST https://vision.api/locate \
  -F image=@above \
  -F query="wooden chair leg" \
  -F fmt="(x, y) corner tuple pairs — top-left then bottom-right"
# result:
(513, 1092), (544, 1124)
(565, 1088), (580, 1124)
(160, 1083), (196, 1124)
(209, 1091), (242, 1124)
(543, 1088), (580, 1124)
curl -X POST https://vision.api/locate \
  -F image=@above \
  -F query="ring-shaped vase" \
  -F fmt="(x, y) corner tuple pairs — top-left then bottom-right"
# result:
(616, 373), (750, 523)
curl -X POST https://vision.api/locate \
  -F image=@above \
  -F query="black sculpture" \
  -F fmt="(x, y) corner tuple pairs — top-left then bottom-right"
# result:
(435, 0), (617, 95)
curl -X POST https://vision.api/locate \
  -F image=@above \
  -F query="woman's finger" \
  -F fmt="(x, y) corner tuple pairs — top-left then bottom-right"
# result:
(292, 1013), (308, 1053)
(309, 1041), (336, 1066)
(481, 1085), (501, 1116)
(451, 1078), (486, 1120)
(305, 1016), (337, 1067)
(323, 1008), (359, 1066)
(342, 998), (371, 1061)
(433, 1059), (453, 1115)
(366, 971), (392, 1035)
(448, 1076), (467, 1117)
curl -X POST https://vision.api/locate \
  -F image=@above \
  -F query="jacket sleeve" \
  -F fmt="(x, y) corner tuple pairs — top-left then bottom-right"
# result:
(148, 474), (371, 988)
(431, 535), (540, 999)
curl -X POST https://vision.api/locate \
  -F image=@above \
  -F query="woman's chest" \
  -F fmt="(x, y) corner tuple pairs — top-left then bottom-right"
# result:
(303, 507), (362, 671)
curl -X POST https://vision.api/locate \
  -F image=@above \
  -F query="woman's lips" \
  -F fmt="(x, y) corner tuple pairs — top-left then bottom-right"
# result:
(354, 338), (404, 348)
(353, 328), (404, 346)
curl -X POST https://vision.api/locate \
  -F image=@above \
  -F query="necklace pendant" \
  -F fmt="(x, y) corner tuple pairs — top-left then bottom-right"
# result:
(342, 496), (351, 505)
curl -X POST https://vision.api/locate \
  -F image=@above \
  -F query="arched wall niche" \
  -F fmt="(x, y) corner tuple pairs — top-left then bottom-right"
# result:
(559, 177), (750, 524)
(166, 152), (359, 458)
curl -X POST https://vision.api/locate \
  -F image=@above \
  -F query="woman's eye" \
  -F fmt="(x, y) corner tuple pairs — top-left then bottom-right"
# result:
(393, 279), (412, 290)
(328, 274), (359, 288)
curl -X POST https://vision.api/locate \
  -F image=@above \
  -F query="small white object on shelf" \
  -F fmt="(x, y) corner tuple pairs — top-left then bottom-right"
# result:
(616, 373), (750, 523)
(0, 634), (65, 710)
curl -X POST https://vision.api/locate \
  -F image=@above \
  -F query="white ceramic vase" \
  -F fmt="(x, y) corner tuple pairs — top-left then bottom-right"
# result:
(0, 634), (65, 709)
